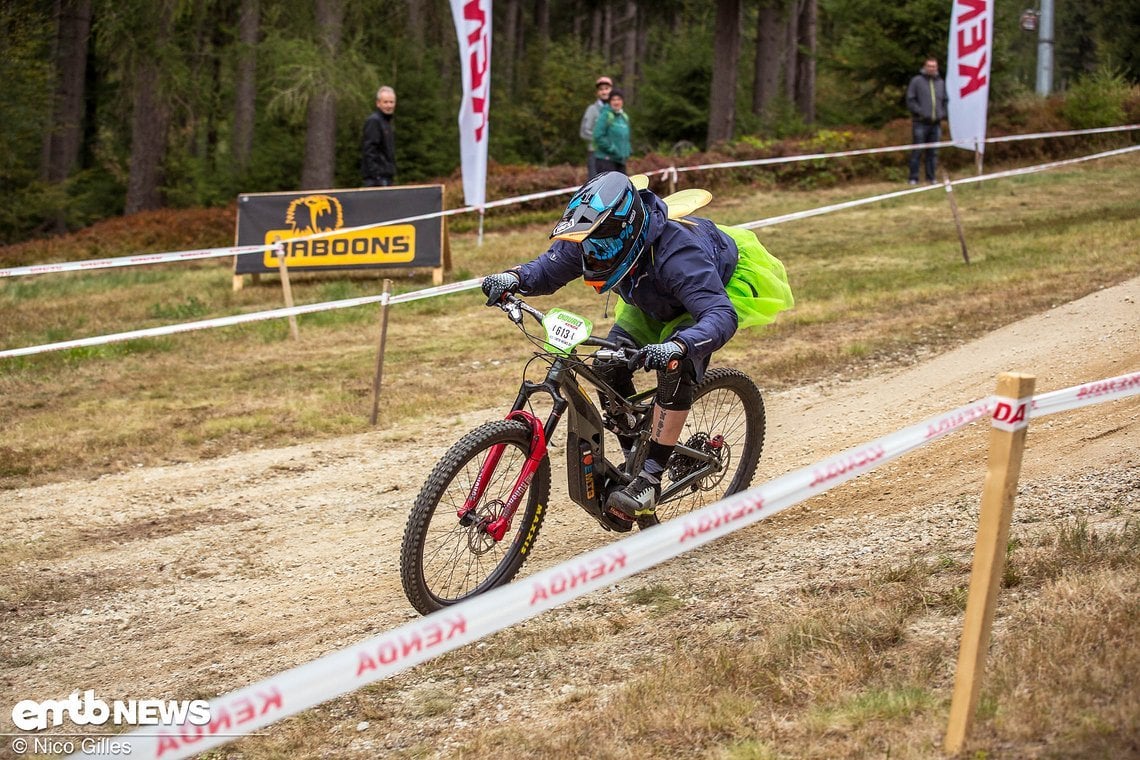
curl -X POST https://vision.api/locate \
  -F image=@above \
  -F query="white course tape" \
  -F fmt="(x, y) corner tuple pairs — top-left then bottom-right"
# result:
(674, 123), (1139, 175)
(61, 371), (1140, 759)
(0, 280), (483, 359)
(5, 144), (1137, 360)
(0, 244), (279, 280)
(738, 144), (1140, 230)
(9, 125), (1134, 280)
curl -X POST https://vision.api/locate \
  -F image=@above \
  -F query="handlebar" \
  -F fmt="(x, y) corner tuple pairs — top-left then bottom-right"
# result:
(496, 294), (635, 362)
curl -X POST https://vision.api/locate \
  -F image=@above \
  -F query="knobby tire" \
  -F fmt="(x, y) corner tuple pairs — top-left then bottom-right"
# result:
(400, 420), (549, 615)
(655, 368), (766, 521)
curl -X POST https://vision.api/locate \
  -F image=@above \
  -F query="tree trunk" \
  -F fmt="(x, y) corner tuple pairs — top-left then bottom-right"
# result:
(752, 0), (783, 117)
(590, 6), (602, 56)
(706, 0), (741, 147)
(300, 0), (345, 190)
(784, 0), (800, 102)
(124, 1), (173, 214)
(621, 0), (637, 102)
(406, 0), (424, 52)
(502, 0), (520, 93)
(42, 0), (92, 183)
(232, 0), (258, 173)
(535, 0), (549, 50)
(602, 5), (612, 65)
(794, 0), (816, 123)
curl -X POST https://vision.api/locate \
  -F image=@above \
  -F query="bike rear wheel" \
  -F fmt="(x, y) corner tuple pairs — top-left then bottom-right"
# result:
(400, 420), (550, 615)
(656, 368), (765, 521)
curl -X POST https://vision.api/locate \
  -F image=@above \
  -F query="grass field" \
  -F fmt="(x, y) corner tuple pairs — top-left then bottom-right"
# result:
(1, 153), (1138, 490)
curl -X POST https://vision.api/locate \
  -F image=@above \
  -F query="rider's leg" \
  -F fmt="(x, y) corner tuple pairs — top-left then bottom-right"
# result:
(607, 355), (701, 521)
(593, 325), (639, 461)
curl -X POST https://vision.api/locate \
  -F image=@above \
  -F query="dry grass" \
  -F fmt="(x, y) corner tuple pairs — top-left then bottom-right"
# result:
(1, 155), (1138, 491)
(422, 517), (1139, 760)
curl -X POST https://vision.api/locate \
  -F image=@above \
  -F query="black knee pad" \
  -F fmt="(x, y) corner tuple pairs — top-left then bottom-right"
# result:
(655, 357), (698, 411)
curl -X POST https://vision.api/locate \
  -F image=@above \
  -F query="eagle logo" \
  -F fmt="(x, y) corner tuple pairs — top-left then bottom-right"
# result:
(285, 195), (344, 235)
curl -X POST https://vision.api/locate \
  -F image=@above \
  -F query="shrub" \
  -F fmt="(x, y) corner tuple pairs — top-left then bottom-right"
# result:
(1061, 68), (1132, 128)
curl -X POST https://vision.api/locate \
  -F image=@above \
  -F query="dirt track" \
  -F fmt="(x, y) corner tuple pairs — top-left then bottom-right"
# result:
(2, 277), (1137, 756)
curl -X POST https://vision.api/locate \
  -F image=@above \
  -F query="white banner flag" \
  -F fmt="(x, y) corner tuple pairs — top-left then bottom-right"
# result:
(450, 0), (492, 208)
(947, 0), (993, 153)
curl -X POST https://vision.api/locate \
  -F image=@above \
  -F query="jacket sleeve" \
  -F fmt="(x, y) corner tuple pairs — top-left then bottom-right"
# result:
(580, 104), (597, 142)
(593, 111), (614, 157)
(659, 244), (738, 358)
(361, 117), (382, 179)
(512, 241), (585, 296)
(905, 77), (922, 118)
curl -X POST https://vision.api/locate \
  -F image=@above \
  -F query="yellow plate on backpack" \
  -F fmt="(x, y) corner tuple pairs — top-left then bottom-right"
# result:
(662, 188), (713, 223)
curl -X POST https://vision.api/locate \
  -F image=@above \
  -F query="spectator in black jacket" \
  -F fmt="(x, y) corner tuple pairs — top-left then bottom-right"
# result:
(906, 58), (948, 185)
(362, 86), (397, 187)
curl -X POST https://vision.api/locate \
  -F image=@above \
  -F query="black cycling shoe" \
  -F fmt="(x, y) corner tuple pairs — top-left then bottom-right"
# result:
(606, 473), (660, 524)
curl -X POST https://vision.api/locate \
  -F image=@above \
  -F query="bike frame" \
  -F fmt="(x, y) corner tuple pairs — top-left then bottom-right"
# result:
(459, 297), (727, 539)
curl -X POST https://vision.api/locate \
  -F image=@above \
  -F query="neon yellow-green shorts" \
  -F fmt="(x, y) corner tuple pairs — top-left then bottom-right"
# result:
(614, 226), (794, 346)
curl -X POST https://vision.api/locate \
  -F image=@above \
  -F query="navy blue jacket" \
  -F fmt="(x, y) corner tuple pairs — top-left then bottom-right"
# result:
(514, 191), (739, 359)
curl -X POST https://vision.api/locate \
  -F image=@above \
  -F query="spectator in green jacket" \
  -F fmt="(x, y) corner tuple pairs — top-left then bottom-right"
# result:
(593, 89), (631, 175)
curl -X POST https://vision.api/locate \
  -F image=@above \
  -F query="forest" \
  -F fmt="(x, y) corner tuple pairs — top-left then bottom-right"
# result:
(3, 0), (1138, 243)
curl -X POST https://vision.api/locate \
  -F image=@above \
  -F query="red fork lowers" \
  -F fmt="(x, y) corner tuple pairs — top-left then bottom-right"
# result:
(458, 410), (548, 542)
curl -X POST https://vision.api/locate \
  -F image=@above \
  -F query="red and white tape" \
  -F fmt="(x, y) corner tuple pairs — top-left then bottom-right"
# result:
(64, 372), (1139, 759)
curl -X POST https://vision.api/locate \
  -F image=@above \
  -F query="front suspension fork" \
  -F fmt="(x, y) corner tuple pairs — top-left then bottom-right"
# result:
(457, 410), (548, 541)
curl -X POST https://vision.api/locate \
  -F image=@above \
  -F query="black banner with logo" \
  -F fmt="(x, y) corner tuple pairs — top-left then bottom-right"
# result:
(234, 185), (444, 275)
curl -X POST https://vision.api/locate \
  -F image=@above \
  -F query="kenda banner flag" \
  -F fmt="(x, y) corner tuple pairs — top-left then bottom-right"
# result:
(450, 0), (492, 208)
(947, 0), (993, 152)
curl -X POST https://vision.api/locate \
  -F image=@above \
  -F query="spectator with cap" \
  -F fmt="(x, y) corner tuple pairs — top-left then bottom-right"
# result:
(580, 76), (613, 178)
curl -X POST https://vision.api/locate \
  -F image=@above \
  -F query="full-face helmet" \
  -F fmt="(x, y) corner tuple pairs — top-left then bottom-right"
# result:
(550, 172), (649, 293)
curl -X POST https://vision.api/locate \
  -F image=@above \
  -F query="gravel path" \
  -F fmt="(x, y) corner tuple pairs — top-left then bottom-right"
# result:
(1, 277), (1137, 756)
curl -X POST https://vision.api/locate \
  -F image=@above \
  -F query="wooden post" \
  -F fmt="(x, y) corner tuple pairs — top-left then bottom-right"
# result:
(942, 171), (970, 264)
(668, 166), (677, 195)
(277, 250), (300, 340)
(477, 208), (485, 247)
(944, 372), (1036, 755)
(974, 139), (984, 176)
(369, 279), (394, 426)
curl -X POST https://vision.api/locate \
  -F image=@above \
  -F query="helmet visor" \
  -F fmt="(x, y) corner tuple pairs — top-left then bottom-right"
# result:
(581, 235), (626, 277)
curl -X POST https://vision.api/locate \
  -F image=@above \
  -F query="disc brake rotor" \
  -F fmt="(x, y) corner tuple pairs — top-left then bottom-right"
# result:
(668, 432), (731, 492)
(466, 501), (503, 555)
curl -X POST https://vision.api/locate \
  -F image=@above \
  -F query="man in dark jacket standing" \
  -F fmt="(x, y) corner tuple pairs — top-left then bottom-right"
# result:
(906, 58), (948, 185)
(361, 86), (397, 187)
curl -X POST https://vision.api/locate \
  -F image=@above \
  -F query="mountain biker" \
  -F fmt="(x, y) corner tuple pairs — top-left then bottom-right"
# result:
(481, 171), (793, 526)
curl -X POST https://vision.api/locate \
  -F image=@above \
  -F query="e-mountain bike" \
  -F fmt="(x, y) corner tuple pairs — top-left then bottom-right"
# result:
(399, 294), (765, 614)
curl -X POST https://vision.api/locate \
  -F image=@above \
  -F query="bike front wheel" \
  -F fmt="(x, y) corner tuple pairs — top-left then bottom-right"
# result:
(656, 368), (766, 521)
(400, 419), (550, 615)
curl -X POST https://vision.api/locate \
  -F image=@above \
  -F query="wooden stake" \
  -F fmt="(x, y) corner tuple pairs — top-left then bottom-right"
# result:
(944, 372), (1036, 755)
(369, 279), (394, 426)
(668, 166), (677, 195)
(943, 171), (970, 264)
(975, 139), (984, 176)
(276, 251), (300, 340)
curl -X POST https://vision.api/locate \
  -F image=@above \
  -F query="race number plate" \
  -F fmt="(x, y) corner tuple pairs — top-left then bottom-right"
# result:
(542, 308), (593, 355)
